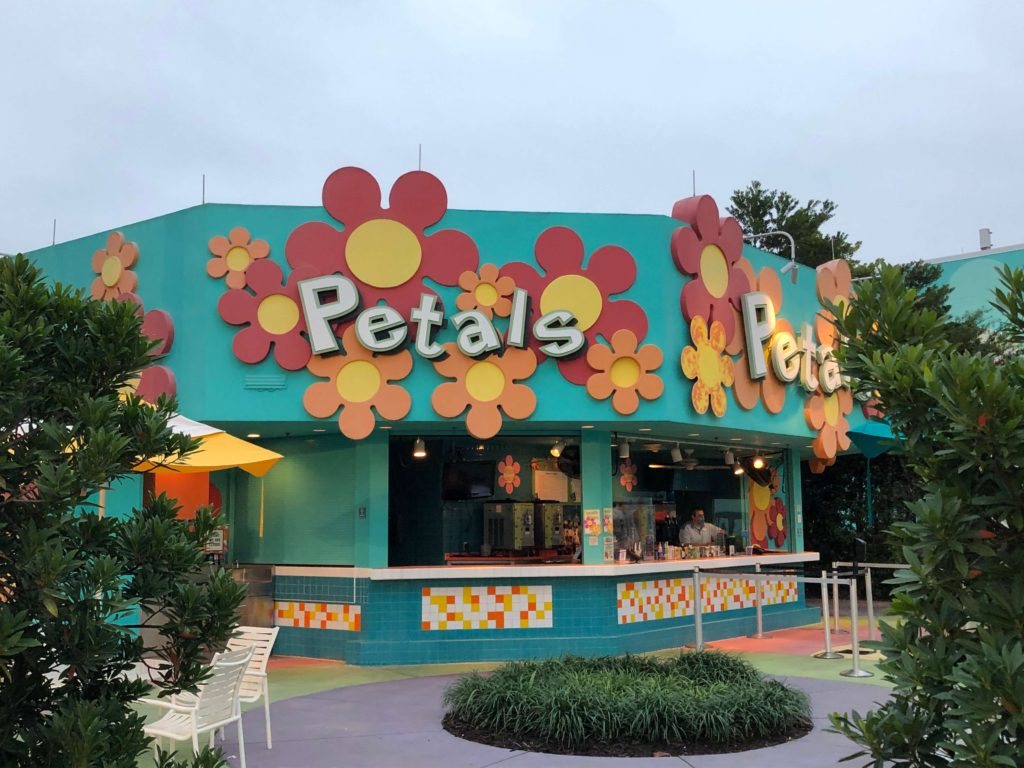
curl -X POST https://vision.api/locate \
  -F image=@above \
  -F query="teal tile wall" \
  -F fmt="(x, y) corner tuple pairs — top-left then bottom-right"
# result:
(270, 572), (818, 665)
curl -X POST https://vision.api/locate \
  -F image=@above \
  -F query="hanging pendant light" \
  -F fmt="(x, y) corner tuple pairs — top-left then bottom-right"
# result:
(413, 437), (427, 459)
(619, 440), (630, 460)
(550, 440), (565, 458)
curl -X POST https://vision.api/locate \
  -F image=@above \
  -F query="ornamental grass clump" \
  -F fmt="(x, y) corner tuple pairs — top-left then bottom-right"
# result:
(443, 652), (810, 756)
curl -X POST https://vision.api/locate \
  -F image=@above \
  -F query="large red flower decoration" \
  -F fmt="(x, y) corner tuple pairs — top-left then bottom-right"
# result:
(500, 227), (648, 385)
(670, 196), (750, 351)
(218, 259), (313, 371)
(115, 292), (176, 403)
(285, 167), (479, 320)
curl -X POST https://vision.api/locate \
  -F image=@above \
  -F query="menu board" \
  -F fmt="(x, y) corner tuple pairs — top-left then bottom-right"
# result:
(533, 470), (569, 502)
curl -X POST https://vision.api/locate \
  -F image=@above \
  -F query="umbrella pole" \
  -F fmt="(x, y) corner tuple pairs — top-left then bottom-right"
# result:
(866, 457), (873, 529)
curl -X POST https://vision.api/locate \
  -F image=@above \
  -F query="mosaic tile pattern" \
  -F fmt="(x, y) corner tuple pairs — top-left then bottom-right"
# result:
(275, 600), (361, 631)
(421, 585), (553, 631)
(617, 576), (798, 624)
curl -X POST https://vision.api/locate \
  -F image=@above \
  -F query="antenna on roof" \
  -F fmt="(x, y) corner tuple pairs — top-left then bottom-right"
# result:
(52, 219), (56, 246)
(202, 174), (206, 205)
(418, 144), (422, 171)
(692, 169), (696, 196)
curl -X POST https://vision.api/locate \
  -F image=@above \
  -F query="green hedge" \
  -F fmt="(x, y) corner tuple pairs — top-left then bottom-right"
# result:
(444, 652), (810, 750)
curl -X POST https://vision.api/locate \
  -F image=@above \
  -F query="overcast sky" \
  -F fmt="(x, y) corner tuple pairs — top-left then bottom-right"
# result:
(3, 1), (1022, 262)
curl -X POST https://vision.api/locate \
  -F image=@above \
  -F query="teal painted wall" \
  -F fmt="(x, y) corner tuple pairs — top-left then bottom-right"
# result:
(934, 247), (1024, 324)
(25, 201), (868, 443)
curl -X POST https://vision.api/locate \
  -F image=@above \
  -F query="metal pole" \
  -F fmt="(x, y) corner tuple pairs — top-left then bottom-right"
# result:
(814, 571), (841, 659)
(865, 567), (876, 642)
(692, 567), (703, 650)
(832, 568), (846, 634)
(866, 457), (874, 528)
(841, 577), (873, 678)
(748, 563), (764, 639)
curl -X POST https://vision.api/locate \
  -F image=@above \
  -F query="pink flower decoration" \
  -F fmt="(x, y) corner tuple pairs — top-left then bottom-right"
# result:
(497, 455), (521, 494)
(619, 460), (638, 492)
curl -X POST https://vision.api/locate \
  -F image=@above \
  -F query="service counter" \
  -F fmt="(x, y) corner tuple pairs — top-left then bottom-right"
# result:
(269, 553), (821, 665)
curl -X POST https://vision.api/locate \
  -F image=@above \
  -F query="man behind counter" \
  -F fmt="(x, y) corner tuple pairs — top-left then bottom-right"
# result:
(679, 508), (725, 546)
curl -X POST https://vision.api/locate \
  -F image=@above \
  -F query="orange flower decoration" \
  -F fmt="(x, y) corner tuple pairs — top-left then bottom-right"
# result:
(815, 259), (853, 350)
(207, 226), (270, 289)
(431, 344), (537, 439)
(585, 329), (664, 415)
(808, 456), (836, 475)
(498, 455), (521, 494)
(681, 316), (734, 417)
(90, 232), (138, 301)
(620, 460), (638, 491)
(748, 480), (773, 549)
(732, 264), (790, 414)
(303, 326), (412, 439)
(456, 264), (516, 319)
(805, 388), (853, 463)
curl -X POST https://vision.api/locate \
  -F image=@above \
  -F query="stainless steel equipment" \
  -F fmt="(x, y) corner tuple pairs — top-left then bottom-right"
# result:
(231, 564), (274, 627)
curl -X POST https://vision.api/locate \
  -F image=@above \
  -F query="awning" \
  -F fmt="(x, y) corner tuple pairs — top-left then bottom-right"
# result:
(847, 420), (896, 460)
(135, 415), (283, 477)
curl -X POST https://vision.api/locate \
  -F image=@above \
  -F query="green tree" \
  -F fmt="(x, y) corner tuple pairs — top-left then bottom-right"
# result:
(0, 255), (245, 768)
(829, 264), (1024, 767)
(727, 180), (862, 268)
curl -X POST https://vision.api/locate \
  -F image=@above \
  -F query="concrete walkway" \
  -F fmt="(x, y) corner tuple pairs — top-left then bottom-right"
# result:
(213, 673), (889, 768)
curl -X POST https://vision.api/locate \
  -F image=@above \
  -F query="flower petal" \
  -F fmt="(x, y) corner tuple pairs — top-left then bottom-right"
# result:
(691, 380), (709, 414)
(218, 289), (255, 325)
(117, 270), (138, 295)
(374, 383), (412, 421)
(389, 170), (447, 228)
(501, 346), (538, 381)
(466, 402), (502, 439)
(681, 279), (713, 323)
(207, 258), (228, 279)
(273, 335), (312, 371)
(708, 320), (728, 353)
(455, 292), (476, 313)
(248, 239), (270, 261)
(587, 245), (636, 296)
(458, 270), (479, 291)
(681, 346), (699, 379)
(479, 263), (500, 283)
(719, 354), (734, 388)
(759, 267), (783, 313)
(635, 343), (662, 372)
(377, 348), (414, 380)
(608, 328), (638, 356)
(670, 225), (701, 276)
(710, 385), (728, 417)
(232, 326), (272, 364)
(492, 297), (512, 317)
(636, 372), (663, 401)
(494, 275), (515, 295)
(732, 355), (761, 410)
(555, 355), (592, 386)
(422, 228), (479, 286)
(225, 269), (247, 290)
(433, 344), (473, 379)
(432, 381), (469, 418)
(117, 238), (139, 268)
(285, 221), (346, 274)
(91, 248), (108, 273)
(322, 166), (382, 226)
(534, 226), (585, 276)
(718, 216), (744, 263)
(499, 382), (537, 420)
(587, 343), (615, 372)
(586, 372), (615, 401)
(761, 372), (787, 415)
(303, 380), (343, 418)
(306, 353), (345, 378)
(339, 403), (376, 439)
(611, 387), (640, 415)
(228, 227), (250, 246)
(805, 392), (826, 430)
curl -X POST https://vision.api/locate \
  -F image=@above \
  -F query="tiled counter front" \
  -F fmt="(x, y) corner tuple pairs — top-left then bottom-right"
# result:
(272, 561), (819, 665)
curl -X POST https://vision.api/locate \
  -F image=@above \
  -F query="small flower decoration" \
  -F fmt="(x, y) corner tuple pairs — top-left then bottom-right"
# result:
(585, 329), (664, 415)
(670, 196), (750, 348)
(500, 226), (648, 385)
(681, 316), (734, 417)
(748, 480), (773, 550)
(207, 226), (270, 289)
(808, 456), (836, 475)
(815, 259), (853, 350)
(619, 460), (638, 492)
(456, 264), (516, 319)
(218, 259), (313, 371)
(732, 264), (790, 414)
(805, 388), (854, 462)
(862, 395), (884, 421)
(431, 343), (537, 439)
(90, 232), (139, 301)
(497, 455), (521, 494)
(285, 167), (478, 319)
(302, 326), (412, 439)
(767, 497), (787, 548)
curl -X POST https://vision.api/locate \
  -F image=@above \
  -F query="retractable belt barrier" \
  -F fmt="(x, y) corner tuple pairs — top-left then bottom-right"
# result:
(832, 561), (909, 647)
(690, 565), (873, 677)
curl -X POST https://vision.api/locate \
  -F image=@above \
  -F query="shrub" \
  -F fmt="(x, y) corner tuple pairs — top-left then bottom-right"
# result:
(443, 652), (810, 753)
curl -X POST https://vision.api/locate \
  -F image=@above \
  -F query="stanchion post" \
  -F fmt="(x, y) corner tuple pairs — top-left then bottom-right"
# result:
(747, 563), (765, 639)
(814, 571), (842, 659)
(832, 568), (846, 634)
(841, 576), (873, 678)
(692, 567), (703, 651)
(865, 567), (876, 642)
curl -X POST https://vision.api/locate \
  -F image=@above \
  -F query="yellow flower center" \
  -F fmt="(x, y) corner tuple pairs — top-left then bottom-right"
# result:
(823, 392), (840, 426)
(697, 342), (722, 387)
(336, 360), (381, 403)
(345, 219), (422, 288)
(465, 361), (505, 402)
(540, 274), (602, 330)
(609, 357), (640, 389)
(700, 244), (729, 299)
(752, 482), (771, 511)
(256, 295), (300, 335)
(101, 256), (122, 287)
(775, 511), (785, 530)
(474, 282), (498, 306)
(226, 246), (252, 272)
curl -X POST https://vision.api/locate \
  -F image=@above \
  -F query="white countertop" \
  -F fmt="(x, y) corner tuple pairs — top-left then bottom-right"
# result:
(274, 552), (819, 581)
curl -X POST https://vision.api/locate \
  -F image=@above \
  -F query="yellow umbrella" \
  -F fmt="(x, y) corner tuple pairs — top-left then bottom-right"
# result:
(135, 415), (283, 535)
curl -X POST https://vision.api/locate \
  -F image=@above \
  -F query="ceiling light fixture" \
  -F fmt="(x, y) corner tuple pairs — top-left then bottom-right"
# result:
(550, 440), (565, 458)
(752, 454), (766, 469)
(733, 462), (745, 476)
(619, 440), (630, 460)
(412, 437), (427, 459)
(723, 449), (735, 465)
(246, 433), (261, 439)
(670, 444), (683, 464)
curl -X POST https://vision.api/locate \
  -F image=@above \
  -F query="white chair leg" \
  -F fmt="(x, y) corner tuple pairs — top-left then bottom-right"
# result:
(209, 730), (215, 748)
(236, 718), (247, 768)
(192, 730), (200, 755)
(264, 678), (272, 749)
